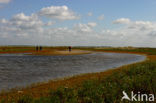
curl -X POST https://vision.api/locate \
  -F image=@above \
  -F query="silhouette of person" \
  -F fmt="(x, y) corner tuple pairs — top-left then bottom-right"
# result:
(36, 46), (39, 51)
(68, 46), (72, 52)
(40, 46), (42, 51)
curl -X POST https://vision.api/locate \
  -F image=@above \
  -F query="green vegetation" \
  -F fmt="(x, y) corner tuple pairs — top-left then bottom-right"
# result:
(1, 60), (155, 103)
(103, 48), (156, 55)
(0, 46), (33, 52)
(81, 47), (156, 55)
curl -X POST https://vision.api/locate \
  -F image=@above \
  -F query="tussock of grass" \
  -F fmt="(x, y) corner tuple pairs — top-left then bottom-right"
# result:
(1, 60), (155, 103)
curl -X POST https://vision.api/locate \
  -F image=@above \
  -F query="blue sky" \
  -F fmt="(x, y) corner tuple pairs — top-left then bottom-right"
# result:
(1, 0), (156, 20)
(0, 0), (156, 47)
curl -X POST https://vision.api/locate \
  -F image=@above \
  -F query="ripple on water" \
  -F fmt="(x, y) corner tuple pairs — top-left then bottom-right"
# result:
(0, 52), (145, 91)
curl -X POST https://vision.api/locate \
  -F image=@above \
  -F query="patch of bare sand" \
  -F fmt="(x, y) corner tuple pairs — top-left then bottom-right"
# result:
(55, 50), (92, 55)
(31, 49), (92, 56)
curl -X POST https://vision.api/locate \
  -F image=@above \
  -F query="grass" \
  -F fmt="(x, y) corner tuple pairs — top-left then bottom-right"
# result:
(81, 47), (156, 55)
(0, 47), (156, 103)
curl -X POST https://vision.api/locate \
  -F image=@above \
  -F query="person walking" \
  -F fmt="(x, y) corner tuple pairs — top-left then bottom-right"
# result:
(36, 46), (39, 51)
(40, 46), (42, 51)
(68, 46), (72, 52)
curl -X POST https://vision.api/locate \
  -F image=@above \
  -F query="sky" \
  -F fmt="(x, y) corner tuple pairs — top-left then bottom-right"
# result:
(0, 0), (156, 47)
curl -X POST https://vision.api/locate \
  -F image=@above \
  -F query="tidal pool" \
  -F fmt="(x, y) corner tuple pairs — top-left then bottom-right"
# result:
(0, 52), (145, 91)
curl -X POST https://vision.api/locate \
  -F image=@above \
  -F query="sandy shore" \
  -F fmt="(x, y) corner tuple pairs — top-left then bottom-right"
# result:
(0, 49), (92, 56)
(30, 49), (92, 56)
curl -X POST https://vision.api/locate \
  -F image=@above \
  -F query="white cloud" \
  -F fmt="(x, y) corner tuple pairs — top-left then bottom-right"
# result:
(74, 22), (97, 33)
(88, 22), (97, 27)
(10, 13), (44, 30)
(44, 21), (55, 26)
(0, 18), (8, 24)
(87, 12), (93, 16)
(0, 0), (11, 3)
(1, 9), (156, 47)
(38, 5), (80, 20)
(113, 18), (131, 24)
(128, 21), (155, 30)
(0, 13), (52, 39)
(0, 12), (98, 46)
(98, 14), (104, 20)
(110, 18), (156, 47)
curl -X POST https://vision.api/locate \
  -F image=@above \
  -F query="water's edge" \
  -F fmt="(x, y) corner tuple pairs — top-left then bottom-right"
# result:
(0, 52), (146, 91)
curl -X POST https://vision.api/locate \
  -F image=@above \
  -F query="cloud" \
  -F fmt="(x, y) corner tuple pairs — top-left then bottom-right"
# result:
(10, 13), (44, 30)
(38, 5), (80, 20)
(74, 22), (97, 33)
(0, 0), (11, 4)
(113, 18), (131, 24)
(0, 12), (98, 46)
(87, 12), (93, 16)
(0, 9), (156, 47)
(0, 18), (8, 24)
(128, 21), (155, 30)
(110, 18), (156, 47)
(44, 21), (55, 26)
(88, 22), (97, 27)
(98, 14), (104, 20)
(0, 13), (54, 39)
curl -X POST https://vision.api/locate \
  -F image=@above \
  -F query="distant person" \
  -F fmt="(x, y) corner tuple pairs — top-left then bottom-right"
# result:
(68, 46), (72, 52)
(36, 46), (39, 51)
(40, 46), (42, 51)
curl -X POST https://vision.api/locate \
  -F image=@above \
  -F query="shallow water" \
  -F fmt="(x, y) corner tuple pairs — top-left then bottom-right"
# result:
(0, 52), (145, 91)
